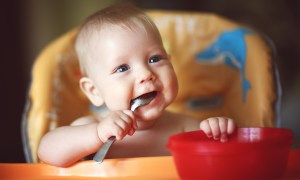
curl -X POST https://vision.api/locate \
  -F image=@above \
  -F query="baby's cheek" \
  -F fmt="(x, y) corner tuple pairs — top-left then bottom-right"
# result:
(158, 68), (178, 105)
(105, 99), (127, 111)
(105, 89), (132, 110)
(169, 79), (179, 102)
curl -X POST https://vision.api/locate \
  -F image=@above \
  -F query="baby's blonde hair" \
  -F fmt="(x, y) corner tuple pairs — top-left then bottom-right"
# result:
(75, 4), (163, 76)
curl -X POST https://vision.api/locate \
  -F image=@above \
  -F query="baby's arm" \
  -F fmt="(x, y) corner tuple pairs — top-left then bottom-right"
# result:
(200, 117), (235, 142)
(38, 110), (137, 167)
(38, 122), (101, 167)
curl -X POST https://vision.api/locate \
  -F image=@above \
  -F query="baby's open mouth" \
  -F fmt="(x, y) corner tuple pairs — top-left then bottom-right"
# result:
(130, 91), (157, 107)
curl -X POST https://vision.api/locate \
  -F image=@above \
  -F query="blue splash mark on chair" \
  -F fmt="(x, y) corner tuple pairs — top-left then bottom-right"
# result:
(196, 28), (253, 102)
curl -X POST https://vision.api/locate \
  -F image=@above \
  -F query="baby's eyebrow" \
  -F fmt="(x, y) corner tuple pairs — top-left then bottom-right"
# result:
(107, 56), (128, 68)
(108, 57), (130, 70)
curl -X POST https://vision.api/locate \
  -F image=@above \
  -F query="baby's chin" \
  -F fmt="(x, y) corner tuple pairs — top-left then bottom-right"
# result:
(135, 109), (164, 127)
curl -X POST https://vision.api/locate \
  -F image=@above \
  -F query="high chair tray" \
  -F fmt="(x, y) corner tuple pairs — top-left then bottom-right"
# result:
(1, 149), (299, 179)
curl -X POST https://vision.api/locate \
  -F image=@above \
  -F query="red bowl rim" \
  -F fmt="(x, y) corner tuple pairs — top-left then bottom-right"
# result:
(167, 127), (294, 154)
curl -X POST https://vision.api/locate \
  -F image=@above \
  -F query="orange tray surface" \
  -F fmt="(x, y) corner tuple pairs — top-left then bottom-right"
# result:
(1, 149), (299, 180)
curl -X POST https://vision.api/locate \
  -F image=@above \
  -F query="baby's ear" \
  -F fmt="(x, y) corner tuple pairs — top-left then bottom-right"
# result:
(79, 77), (104, 106)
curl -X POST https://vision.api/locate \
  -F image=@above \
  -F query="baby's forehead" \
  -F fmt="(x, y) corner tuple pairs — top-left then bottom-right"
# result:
(85, 24), (162, 51)
(98, 22), (157, 37)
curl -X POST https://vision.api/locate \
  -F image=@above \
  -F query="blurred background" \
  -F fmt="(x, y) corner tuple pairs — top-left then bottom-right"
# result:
(1, 0), (299, 163)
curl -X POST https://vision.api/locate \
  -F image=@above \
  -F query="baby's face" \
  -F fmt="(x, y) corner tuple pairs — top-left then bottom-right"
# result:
(85, 26), (178, 122)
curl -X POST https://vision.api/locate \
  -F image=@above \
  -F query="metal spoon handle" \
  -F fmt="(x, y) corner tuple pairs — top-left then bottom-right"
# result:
(93, 136), (116, 163)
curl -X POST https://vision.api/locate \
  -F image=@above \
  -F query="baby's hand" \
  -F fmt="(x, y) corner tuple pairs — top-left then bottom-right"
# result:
(97, 110), (137, 142)
(200, 117), (235, 142)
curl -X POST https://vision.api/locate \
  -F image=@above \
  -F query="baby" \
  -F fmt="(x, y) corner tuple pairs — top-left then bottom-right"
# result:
(38, 4), (235, 167)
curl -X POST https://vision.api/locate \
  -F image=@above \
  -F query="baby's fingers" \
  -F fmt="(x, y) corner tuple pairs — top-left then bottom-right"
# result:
(200, 120), (212, 138)
(127, 128), (135, 136)
(123, 110), (138, 130)
(115, 110), (137, 139)
(218, 117), (228, 142)
(121, 110), (137, 136)
(208, 118), (222, 140)
(227, 118), (235, 134)
(200, 117), (236, 142)
(219, 117), (235, 142)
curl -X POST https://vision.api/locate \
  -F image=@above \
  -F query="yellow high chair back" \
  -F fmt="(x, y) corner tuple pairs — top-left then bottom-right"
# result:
(22, 10), (281, 163)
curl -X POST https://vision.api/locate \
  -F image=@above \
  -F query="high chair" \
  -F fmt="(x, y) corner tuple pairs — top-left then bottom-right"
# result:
(22, 10), (281, 163)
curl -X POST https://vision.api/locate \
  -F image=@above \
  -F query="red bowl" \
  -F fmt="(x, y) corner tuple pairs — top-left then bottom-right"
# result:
(167, 128), (294, 180)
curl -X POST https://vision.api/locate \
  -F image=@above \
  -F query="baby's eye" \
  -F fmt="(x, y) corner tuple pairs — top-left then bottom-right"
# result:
(149, 56), (162, 63)
(115, 64), (130, 73)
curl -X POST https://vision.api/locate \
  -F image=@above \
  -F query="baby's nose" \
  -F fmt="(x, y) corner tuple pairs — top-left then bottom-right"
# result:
(138, 69), (156, 84)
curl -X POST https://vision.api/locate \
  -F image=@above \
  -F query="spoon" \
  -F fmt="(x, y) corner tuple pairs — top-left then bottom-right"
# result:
(93, 96), (154, 163)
